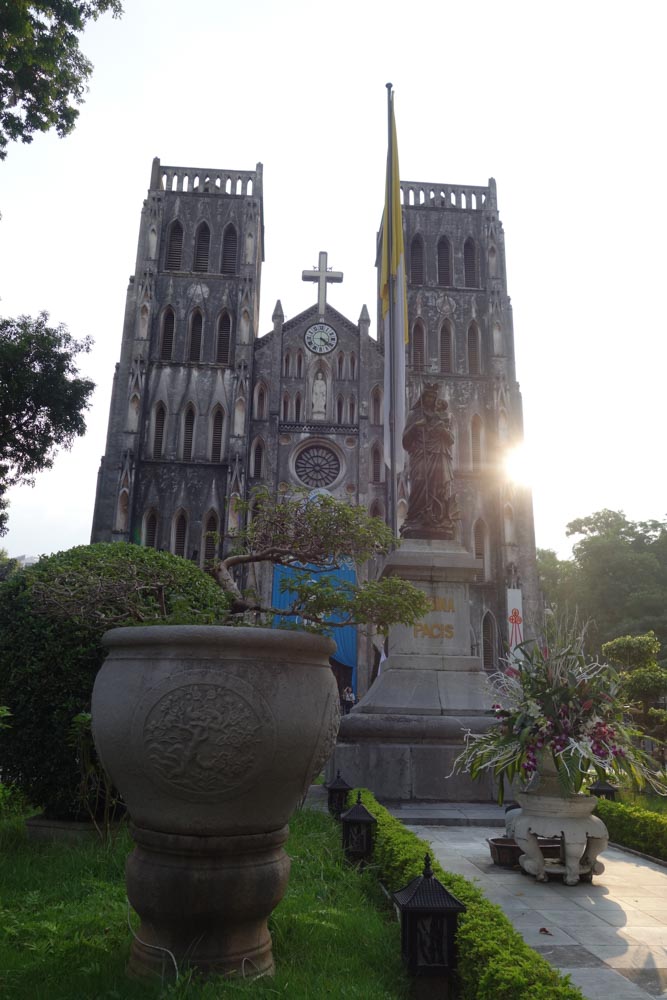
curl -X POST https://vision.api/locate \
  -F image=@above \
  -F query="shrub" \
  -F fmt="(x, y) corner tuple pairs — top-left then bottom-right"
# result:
(0, 543), (231, 820)
(352, 789), (585, 1000)
(596, 798), (667, 861)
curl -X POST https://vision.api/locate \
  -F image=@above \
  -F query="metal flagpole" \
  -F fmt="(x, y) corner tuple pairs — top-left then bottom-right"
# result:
(386, 82), (398, 539)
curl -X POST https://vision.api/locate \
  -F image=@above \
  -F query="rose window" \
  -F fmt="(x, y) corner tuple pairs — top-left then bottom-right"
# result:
(295, 445), (340, 487)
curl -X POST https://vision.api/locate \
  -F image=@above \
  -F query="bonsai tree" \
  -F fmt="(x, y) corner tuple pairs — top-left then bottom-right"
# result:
(602, 631), (667, 762)
(214, 488), (430, 632)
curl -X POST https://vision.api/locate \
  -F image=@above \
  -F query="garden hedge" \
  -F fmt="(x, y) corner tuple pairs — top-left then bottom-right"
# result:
(0, 543), (231, 820)
(596, 798), (667, 861)
(352, 789), (585, 1000)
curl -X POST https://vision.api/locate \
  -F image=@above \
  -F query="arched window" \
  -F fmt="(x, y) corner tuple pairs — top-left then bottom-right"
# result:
(504, 504), (516, 545)
(145, 510), (158, 548)
(160, 308), (175, 361)
(127, 393), (140, 433)
(216, 313), (231, 365)
(296, 351), (303, 378)
(482, 613), (496, 673)
(440, 321), (453, 373)
(350, 354), (357, 379)
(252, 440), (264, 478)
(437, 236), (451, 286)
(371, 444), (382, 483)
(464, 237), (478, 288)
(488, 245), (498, 278)
(471, 415), (482, 471)
(493, 323), (503, 356)
(188, 311), (202, 362)
(349, 397), (356, 423)
(210, 407), (224, 462)
(474, 519), (488, 577)
(337, 353), (344, 379)
(153, 403), (166, 458)
(337, 396), (344, 423)
(221, 224), (238, 274)
(283, 352), (291, 377)
(371, 386), (382, 425)
(410, 234), (424, 284)
(294, 394), (302, 422)
(193, 222), (210, 272)
(182, 406), (195, 461)
(255, 384), (267, 419)
(174, 512), (187, 557)
(369, 500), (385, 521)
(412, 320), (425, 371)
(467, 322), (480, 375)
(498, 409), (509, 444)
(115, 490), (129, 533)
(166, 221), (183, 270)
(239, 309), (250, 344)
(203, 511), (219, 565)
(282, 393), (290, 421)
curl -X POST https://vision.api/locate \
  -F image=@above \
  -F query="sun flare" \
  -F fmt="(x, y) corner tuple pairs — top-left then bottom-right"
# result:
(504, 444), (533, 487)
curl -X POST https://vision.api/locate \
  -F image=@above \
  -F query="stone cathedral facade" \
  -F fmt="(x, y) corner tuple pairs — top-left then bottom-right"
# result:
(91, 158), (539, 693)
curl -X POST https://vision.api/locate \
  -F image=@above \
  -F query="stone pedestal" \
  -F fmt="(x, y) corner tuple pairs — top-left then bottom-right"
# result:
(329, 539), (495, 801)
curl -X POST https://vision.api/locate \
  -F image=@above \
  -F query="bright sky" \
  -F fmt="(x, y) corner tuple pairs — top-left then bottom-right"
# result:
(2, 0), (666, 561)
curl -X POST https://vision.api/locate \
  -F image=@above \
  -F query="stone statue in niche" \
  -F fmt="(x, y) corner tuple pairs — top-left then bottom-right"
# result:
(401, 383), (459, 539)
(312, 372), (326, 418)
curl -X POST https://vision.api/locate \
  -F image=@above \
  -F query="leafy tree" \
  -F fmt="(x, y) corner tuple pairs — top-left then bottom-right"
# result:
(0, 1), (123, 160)
(0, 312), (94, 534)
(602, 631), (661, 671)
(0, 548), (18, 581)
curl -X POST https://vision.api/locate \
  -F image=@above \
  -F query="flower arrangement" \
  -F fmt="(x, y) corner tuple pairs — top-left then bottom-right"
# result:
(453, 631), (667, 803)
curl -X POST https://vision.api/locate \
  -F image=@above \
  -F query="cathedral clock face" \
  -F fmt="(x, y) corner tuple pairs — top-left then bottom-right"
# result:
(304, 323), (338, 354)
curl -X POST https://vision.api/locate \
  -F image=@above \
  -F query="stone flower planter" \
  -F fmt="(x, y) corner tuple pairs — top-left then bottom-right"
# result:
(92, 625), (339, 980)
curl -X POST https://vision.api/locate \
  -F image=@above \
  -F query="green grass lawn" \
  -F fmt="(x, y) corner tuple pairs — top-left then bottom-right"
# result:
(0, 808), (409, 1000)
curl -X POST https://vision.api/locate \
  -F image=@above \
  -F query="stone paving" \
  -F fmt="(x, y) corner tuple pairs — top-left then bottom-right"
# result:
(407, 820), (667, 999)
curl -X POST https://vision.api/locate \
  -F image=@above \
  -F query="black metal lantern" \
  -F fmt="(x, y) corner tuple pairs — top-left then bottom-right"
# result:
(340, 791), (377, 864)
(589, 777), (617, 801)
(325, 770), (352, 819)
(392, 854), (466, 980)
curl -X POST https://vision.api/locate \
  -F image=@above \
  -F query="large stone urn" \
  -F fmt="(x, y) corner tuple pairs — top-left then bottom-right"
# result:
(506, 756), (609, 886)
(91, 626), (339, 980)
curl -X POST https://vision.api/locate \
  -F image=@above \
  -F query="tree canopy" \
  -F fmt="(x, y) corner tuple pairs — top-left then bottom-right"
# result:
(0, 1), (123, 160)
(538, 510), (667, 656)
(0, 312), (94, 535)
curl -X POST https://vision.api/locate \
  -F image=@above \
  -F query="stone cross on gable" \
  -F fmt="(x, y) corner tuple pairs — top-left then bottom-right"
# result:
(302, 251), (343, 318)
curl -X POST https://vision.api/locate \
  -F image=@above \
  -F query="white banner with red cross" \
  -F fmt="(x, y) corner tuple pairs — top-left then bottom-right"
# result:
(506, 588), (524, 658)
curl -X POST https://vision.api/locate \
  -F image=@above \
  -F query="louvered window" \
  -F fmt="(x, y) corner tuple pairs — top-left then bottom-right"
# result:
(253, 441), (263, 478)
(166, 221), (183, 270)
(474, 520), (485, 561)
(161, 310), (175, 360)
(153, 404), (166, 457)
(174, 513), (187, 557)
(193, 223), (210, 272)
(440, 322), (452, 373)
(371, 445), (382, 483)
(410, 235), (424, 284)
(204, 513), (218, 564)
(471, 415), (482, 471)
(371, 388), (382, 424)
(295, 395), (302, 422)
(145, 511), (158, 548)
(183, 407), (195, 461)
(468, 324), (480, 375)
(221, 225), (238, 274)
(337, 397), (344, 423)
(211, 409), (223, 462)
(412, 321), (425, 371)
(256, 386), (266, 419)
(189, 312), (202, 361)
(437, 237), (452, 286)
(464, 238), (478, 287)
(217, 314), (231, 365)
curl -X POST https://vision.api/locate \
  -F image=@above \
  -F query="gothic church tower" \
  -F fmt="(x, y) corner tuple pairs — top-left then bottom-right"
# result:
(397, 177), (540, 662)
(91, 158), (264, 561)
